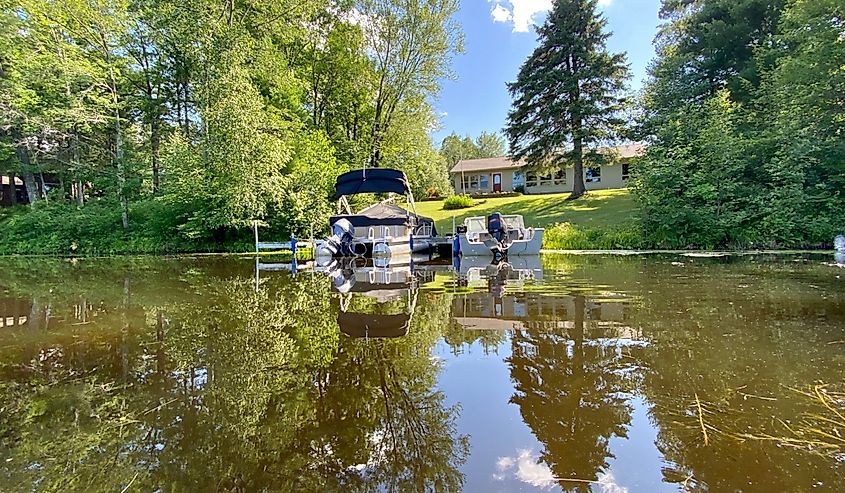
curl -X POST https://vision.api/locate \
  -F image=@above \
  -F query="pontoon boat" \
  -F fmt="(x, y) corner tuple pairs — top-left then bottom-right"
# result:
(456, 213), (543, 258)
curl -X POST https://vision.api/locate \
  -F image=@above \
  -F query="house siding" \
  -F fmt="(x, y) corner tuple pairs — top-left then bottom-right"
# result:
(524, 163), (628, 194)
(453, 170), (516, 195)
(450, 160), (632, 195)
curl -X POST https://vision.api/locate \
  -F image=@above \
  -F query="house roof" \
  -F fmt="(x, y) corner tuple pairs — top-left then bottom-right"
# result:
(450, 143), (646, 174)
(450, 156), (525, 174)
(603, 143), (646, 159)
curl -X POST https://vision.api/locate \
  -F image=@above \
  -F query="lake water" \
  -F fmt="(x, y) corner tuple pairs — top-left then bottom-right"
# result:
(0, 253), (843, 492)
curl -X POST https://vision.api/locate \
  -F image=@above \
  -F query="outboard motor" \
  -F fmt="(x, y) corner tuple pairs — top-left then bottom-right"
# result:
(487, 212), (508, 245)
(317, 218), (355, 259)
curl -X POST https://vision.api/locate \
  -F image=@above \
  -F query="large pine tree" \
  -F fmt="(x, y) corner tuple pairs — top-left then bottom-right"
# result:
(505, 0), (628, 199)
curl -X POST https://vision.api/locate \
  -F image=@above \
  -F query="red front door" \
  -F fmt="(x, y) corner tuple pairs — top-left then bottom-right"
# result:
(493, 173), (502, 192)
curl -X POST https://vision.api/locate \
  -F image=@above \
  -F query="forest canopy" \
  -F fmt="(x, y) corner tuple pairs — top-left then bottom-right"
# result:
(0, 0), (460, 252)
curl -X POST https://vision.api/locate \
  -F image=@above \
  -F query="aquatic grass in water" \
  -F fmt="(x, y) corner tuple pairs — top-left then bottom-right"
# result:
(734, 384), (845, 457)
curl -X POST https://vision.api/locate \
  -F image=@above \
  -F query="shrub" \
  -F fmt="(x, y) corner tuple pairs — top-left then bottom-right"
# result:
(442, 194), (475, 210)
(543, 222), (645, 250)
(514, 185), (525, 194)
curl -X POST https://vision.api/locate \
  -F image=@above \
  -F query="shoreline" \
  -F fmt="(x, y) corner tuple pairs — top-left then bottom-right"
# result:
(0, 249), (834, 260)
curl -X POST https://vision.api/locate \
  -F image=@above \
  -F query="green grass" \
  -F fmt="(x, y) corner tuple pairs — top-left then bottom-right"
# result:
(416, 189), (639, 234)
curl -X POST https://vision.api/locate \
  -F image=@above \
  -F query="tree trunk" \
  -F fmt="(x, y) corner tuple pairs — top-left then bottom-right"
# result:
(105, 49), (129, 229)
(11, 128), (39, 206)
(71, 130), (84, 206)
(7, 172), (16, 206)
(28, 297), (43, 331)
(369, 120), (383, 168)
(35, 146), (48, 203)
(151, 116), (161, 193)
(570, 136), (586, 200)
(115, 115), (129, 229)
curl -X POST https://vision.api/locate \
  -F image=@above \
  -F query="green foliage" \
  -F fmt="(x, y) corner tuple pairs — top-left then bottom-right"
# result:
(0, 200), (250, 255)
(274, 131), (348, 238)
(439, 131), (506, 169)
(635, 0), (844, 249)
(506, 0), (629, 198)
(544, 222), (644, 250)
(381, 104), (453, 200)
(442, 194), (475, 210)
(0, 0), (462, 253)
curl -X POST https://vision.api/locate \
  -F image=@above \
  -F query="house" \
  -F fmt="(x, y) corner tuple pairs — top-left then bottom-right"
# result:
(450, 143), (645, 195)
(1, 176), (28, 206)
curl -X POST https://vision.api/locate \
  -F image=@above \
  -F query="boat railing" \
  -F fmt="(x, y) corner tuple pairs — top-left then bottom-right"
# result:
(415, 224), (433, 237)
(367, 225), (395, 241)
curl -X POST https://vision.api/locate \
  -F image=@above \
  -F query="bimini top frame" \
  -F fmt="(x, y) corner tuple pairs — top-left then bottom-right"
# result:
(334, 168), (416, 216)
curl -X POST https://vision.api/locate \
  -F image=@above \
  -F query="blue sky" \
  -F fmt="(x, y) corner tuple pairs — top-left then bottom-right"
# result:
(432, 0), (663, 144)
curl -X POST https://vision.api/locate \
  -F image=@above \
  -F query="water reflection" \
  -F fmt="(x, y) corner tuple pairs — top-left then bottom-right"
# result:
(0, 258), (467, 492)
(328, 259), (418, 339)
(0, 255), (843, 492)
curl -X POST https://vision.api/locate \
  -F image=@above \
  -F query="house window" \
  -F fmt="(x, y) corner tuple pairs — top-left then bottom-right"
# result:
(527, 172), (563, 187)
(479, 174), (489, 189)
(622, 162), (630, 180)
(513, 171), (525, 187)
(586, 166), (601, 183)
(462, 175), (481, 190)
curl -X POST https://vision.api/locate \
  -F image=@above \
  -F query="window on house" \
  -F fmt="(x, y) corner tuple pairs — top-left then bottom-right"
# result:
(526, 172), (563, 187)
(622, 162), (630, 180)
(586, 166), (601, 183)
(479, 174), (489, 189)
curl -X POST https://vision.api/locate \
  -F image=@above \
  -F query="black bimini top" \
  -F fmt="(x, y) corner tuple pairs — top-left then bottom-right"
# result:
(334, 168), (410, 199)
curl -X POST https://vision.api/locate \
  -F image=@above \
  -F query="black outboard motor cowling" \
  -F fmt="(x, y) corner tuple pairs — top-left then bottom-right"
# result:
(487, 212), (508, 244)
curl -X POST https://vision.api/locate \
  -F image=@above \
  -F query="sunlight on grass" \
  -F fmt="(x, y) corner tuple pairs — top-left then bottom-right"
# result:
(414, 189), (638, 233)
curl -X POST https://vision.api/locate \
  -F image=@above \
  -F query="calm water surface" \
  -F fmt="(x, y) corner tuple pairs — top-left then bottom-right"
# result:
(0, 254), (843, 492)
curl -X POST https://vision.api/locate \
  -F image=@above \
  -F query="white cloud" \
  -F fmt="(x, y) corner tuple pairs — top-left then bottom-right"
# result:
(490, 0), (552, 33)
(491, 3), (513, 23)
(494, 449), (630, 493)
(596, 472), (629, 493)
(494, 449), (558, 489)
(491, 0), (612, 33)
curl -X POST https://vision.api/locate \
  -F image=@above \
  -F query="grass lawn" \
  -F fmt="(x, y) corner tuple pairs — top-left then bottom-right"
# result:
(414, 189), (639, 234)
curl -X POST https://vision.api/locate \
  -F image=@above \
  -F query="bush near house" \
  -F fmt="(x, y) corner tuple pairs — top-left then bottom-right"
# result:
(442, 195), (475, 210)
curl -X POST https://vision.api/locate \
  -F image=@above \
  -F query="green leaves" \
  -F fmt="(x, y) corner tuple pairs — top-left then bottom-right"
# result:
(636, 0), (844, 248)
(1, 0), (461, 245)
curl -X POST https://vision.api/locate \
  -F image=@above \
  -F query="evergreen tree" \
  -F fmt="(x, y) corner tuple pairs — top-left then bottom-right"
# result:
(505, 0), (628, 199)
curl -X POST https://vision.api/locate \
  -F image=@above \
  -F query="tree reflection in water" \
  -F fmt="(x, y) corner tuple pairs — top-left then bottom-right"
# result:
(0, 258), (467, 492)
(505, 295), (641, 491)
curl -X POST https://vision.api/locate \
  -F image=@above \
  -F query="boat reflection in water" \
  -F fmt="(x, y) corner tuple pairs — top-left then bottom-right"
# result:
(451, 255), (641, 342)
(323, 258), (420, 339)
